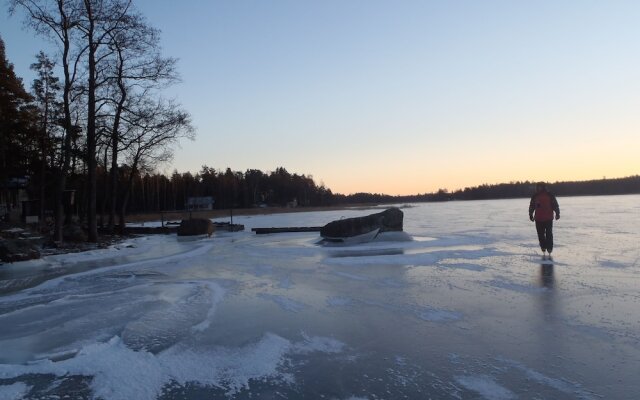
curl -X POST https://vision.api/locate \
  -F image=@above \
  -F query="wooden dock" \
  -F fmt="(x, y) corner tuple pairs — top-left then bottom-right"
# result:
(251, 227), (322, 234)
(214, 222), (245, 232)
(111, 226), (178, 235)
(99, 222), (244, 235)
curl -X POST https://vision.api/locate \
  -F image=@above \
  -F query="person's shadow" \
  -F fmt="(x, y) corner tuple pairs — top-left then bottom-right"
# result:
(538, 263), (558, 325)
(539, 264), (554, 289)
(535, 262), (562, 356)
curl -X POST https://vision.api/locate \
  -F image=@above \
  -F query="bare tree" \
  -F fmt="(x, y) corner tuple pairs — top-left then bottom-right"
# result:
(11, 0), (193, 238)
(98, 11), (178, 232)
(10, 0), (84, 241)
(76, 0), (134, 241)
(118, 96), (194, 231)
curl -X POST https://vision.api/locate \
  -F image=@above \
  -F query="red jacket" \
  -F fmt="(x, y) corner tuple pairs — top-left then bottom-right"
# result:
(529, 190), (560, 222)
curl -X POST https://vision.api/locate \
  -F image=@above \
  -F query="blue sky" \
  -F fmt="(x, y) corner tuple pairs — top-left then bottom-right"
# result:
(2, 1), (639, 195)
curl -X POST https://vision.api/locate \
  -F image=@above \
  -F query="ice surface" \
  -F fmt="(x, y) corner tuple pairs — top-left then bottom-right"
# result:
(0, 382), (31, 400)
(454, 374), (516, 400)
(1, 196), (639, 399)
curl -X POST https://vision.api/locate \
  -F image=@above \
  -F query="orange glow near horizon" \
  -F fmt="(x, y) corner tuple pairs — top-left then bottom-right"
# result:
(6, 1), (635, 196)
(323, 141), (640, 196)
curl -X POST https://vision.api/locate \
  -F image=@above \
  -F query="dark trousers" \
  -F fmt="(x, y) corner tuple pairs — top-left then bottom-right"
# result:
(535, 220), (554, 252)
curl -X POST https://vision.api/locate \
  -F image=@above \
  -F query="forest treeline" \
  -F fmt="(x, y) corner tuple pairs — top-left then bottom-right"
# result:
(438, 176), (640, 201)
(96, 166), (335, 215)
(1, 0), (193, 240)
(331, 175), (640, 204)
(102, 172), (640, 215)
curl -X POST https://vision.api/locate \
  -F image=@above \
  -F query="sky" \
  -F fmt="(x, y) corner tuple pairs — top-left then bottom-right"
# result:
(2, 1), (639, 195)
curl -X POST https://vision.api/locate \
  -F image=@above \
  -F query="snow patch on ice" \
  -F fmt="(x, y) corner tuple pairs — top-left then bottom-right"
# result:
(46, 235), (159, 264)
(325, 245), (507, 268)
(0, 332), (347, 399)
(122, 281), (225, 352)
(376, 231), (413, 242)
(11, 241), (215, 297)
(110, 241), (137, 250)
(498, 358), (599, 400)
(454, 374), (516, 400)
(0, 382), (31, 400)
(294, 332), (345, 354)
(191, 281), (226, 333)
(409, 235), (435, 242)
(160, 333), (294, 395)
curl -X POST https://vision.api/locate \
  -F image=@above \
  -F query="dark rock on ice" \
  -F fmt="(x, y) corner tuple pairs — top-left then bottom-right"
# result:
(177, 218), (214, 237)
(320, 207), (403, 239)
(0, 238), (41, 262)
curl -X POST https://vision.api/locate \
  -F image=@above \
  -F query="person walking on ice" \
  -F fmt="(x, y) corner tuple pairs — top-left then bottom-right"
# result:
(529, 182), (560, 259)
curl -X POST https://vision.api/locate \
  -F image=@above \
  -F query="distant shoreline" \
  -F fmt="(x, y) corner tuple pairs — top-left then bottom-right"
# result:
(125, 204), (391, 224)
(124, 191), (640, 224)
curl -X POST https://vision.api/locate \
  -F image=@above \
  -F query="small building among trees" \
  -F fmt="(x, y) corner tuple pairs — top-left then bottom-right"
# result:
(0, 177), (30, 222)
(186, 196), (214, 211)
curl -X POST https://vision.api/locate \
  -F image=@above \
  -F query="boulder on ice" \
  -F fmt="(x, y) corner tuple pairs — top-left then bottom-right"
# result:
(320, 207), (403, 239)
(177, 218), (214, 237)
(0, 238), (40, 262)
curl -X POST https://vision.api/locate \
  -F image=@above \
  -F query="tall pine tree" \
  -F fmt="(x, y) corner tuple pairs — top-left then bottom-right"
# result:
(0, 35), (38, 192)
(31, 51), (62, 224)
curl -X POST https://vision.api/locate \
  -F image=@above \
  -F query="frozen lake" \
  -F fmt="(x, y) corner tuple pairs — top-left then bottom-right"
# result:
(1, 195), (639, 399)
